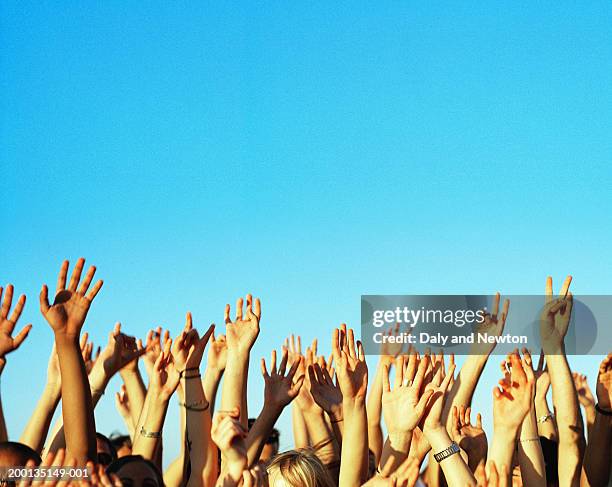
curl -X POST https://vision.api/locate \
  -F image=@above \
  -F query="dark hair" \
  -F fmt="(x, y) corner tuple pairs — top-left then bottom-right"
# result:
(108, 433), (132, 451)
(539, 437), (558, 486)
(96, 433), (118, 465)
(0, 441), (42, 466)
(106, 455), (164, 487)
(248, 418), (279, 445)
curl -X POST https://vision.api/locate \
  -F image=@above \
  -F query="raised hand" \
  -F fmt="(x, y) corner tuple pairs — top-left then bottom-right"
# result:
(95, 323), (146, 379)
(379, 323), (404, 365)
(332, 326), (368, 401)
(362, 456), (421, 487)
(492, 351), (535, 435)
(382, 354), (434, 435)
(39, 258), (103, 337)
(540, 275), (573, 351)
(225, 294), (261, 353)
(308, 362), (343, 421)
(115, 384), (131, 421)
(572, 372), (595, 409)
(420, 355), (456, 435)
(149, 341), (180, 400)
(450, 405), (487, 470)
(208, 331), (228, 371)
(471, 293), (509, 355)
(212, 407), (248, 475)
(533, 352), (550, 400)
(0, 284), (32, 358)
(261, 349), (304, 411)
(142, 327), (170, 378)
(596, 353), (612, 411)
(172, 312), (215, 372)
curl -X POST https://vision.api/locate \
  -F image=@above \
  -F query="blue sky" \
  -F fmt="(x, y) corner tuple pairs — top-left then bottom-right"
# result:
(1, 1), (611, 460)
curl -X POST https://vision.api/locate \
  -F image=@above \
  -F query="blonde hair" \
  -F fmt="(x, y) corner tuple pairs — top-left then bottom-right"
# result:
(266, 450), (335, 487)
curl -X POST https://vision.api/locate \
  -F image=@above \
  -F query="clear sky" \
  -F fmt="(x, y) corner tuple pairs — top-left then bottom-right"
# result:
(1, 1), (611, 460)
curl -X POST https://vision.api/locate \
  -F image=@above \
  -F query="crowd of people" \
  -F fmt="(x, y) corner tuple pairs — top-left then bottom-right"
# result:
(0, 258), (610, 486)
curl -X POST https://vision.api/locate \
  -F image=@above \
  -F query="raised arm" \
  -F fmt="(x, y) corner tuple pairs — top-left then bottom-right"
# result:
(572, 372), (596, 439)
(204, 331), (227, 413)
(246, 348), (303, 465)
(540, 276), (584, 487)
(490, 351), (535, 486)
(335, 326), (369, 487)
(221, 295), (261, 428)
(171, 315), (215, 487)
(20, 345), (62, 453)
(379, 354), (433, 476)
(309, 361), (343, 446)
(582, 353), (612, 487)
(132, 341), (180, 460)
(0, 284), (33, 442)
(39, 258), (102, 463)
(516, 350), (546, 487)
(533, 353), (557, 441)
(449, 405), (487, 473)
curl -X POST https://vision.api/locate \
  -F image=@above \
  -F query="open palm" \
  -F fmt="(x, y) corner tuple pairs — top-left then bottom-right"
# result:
(39, 259), (103, 337)
(0, 285), (32, 358)
(225, 294), (261, 353)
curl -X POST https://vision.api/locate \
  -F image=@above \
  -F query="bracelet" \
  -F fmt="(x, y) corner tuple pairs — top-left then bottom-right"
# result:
(178, 399), (209, 411)
(179, 367), (199, 377)
(595, 404), (612, 416)
(537, 413), (554, 424)
(140, 426), (162, 438)
(181, 373), (202, 380)
(520, 438), (540, 443)
(433, 442), (460, 463)
(91, 388), (105, 396)
(330, 417), (344, 424)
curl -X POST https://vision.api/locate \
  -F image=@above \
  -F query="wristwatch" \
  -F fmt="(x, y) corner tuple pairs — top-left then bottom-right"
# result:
(433, 442), (460, 463)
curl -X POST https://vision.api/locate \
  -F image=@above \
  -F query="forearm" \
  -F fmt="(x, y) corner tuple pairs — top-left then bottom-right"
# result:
(132, 392), (170, 460)
(518, 409), (546, 487)
(221, 352), (249, 428)
(246, 404), (282, 466)
(55, 333), (97, 463)
(0, 393), (6, 442)
(366, 362), (385, 464)
(582, 410), (612, 487)
(379, 432), (412, 477)
(20, 384), (61, 453)
(202, 366), (223, 412)
(303, 408), (339, 466)
(546, 352), (584, 484)
(339, 400), (368, 487)
(183, 377), (210, 487)
(535, 396), (557, 440)
(583, 404), (596, 440)
(444, 355), (487, 431)
(292, 404), (310, 448)
(489, 427), (518, 483)
(427, 427), (475, 487)
(120, 368), (146, 427)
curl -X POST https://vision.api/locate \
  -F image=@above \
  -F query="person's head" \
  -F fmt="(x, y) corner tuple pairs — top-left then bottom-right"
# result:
(0, 442), (41, 487)
(106, 455), (163, 487)
(0, 441), (41, 467)
(267, 450), (335, 487)
(109, 433), (132, 458)
(249, 418), (279, 462)
(96, 433), (118, 467)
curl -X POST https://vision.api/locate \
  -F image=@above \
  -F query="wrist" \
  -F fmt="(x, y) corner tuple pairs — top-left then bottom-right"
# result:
(493, 424), (520, 441)
(53, 332), (81, 345)
(388, 431), (412, 447)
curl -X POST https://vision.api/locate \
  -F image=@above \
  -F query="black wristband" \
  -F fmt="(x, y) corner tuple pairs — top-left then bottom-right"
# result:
(595, 403), (612, 416)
